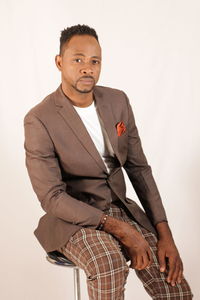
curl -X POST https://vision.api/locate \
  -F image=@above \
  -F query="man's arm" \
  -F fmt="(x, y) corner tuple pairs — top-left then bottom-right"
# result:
(24, 113), (103, 228)
(122, 91), (168, 226)
(98, 91), (183, 286)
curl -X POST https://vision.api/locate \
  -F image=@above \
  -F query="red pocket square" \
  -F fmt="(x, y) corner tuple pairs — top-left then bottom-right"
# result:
(116, 121), (126, 136)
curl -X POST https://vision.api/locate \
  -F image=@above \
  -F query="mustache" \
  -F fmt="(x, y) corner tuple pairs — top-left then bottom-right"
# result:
(79, 76), (94, 81)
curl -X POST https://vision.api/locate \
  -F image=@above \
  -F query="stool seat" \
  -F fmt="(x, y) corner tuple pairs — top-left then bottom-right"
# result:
(46, 250), (77, 267)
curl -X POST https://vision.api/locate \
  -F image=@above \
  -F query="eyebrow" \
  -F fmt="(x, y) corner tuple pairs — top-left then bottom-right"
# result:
(72, 53), (101, 59)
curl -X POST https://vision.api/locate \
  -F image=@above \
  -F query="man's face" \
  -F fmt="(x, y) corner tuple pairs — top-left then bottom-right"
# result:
(56, 34), (102, 94)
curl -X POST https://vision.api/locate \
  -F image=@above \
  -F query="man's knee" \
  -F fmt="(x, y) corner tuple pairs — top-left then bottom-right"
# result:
(86, 246), (129, 281)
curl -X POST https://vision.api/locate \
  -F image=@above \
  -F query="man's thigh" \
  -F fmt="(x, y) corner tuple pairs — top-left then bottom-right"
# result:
(57, 227), (129, 280)
(57, 226), (130, 300)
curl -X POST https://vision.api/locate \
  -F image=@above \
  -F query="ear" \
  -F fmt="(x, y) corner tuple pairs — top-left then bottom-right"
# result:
(55, 54), (62, 71)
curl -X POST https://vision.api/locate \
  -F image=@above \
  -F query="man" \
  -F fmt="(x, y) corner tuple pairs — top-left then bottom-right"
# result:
(24, 24), (193, 299)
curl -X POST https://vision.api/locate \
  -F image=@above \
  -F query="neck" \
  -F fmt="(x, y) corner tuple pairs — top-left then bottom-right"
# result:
(61, 82), (94, 107)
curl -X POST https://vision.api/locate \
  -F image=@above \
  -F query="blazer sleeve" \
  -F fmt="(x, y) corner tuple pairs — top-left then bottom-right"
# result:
(122, 91), (168, 226)
(24, 113), (103, 228)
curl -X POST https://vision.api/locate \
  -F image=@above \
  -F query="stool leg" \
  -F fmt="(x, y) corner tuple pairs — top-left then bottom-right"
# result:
(73, 268), (81, 300)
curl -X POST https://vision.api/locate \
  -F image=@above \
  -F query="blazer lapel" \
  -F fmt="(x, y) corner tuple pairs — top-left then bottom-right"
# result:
(54, 84), (121, 174)
(94, 88), (122, 166)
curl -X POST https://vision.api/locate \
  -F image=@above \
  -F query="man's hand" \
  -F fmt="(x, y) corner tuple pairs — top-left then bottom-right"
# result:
(101, 215), (153, 270)
(156, 222), (184, 286)
(121, 224), (153, 270)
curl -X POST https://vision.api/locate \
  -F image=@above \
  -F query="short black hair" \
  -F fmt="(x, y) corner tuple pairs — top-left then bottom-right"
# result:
(59, 24), (99, 55)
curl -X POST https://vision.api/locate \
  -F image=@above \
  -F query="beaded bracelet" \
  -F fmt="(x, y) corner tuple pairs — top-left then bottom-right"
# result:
(97, 214), (109, 230)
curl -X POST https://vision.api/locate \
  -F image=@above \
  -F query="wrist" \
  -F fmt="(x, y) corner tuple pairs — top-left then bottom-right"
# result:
(100, 215), (124, 237)
(156, 221), (174, 241)
(97, 213), (109, 230)
(102, 215), (137, 244)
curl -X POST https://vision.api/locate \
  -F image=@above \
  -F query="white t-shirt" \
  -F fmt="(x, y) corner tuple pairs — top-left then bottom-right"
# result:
(73, 100), (115, 173)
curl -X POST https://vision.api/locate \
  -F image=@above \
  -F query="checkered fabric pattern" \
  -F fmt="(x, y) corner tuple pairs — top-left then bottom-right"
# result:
(57, 203), (193, 300)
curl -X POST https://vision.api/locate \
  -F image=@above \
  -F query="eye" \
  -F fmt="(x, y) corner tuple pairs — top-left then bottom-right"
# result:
(74, 58), (82, 63)
(92, 60), (100, 65)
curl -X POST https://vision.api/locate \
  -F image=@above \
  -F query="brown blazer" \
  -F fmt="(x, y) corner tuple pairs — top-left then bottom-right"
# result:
(24, 84), (167, 253)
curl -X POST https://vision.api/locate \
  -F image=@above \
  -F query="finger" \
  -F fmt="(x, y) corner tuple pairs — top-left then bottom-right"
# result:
(158, 249), (166, 272)
(130, 256), (137, 269)
(129, 260), (134, 268)
(171, 262), (180, 286)
(135, 255), (143, 270)
(177, 261), (184, 284)
(166, 257), (176, 284)
(147, 248), (153, 267)
(173, 259), (183, 285)
(129, 259), (134, 268)
(141, 253), (150, 270)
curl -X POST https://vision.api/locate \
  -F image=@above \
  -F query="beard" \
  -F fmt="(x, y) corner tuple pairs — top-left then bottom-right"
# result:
(72, 78), (96, 94)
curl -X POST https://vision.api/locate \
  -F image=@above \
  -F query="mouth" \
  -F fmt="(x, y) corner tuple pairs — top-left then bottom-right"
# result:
(79, 78), (94, 85)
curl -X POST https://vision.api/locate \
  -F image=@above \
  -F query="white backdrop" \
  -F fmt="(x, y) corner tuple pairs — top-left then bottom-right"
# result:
(1, 0), (199, 299)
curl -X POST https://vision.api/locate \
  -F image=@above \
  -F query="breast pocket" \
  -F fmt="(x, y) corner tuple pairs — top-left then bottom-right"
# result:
(118, 131), (128, 164)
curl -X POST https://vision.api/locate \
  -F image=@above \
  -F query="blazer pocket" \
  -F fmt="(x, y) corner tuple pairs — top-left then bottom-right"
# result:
(118, 130), (128, 138)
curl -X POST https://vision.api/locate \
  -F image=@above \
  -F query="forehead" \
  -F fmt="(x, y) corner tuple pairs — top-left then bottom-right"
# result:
(63, 35), (101, 57)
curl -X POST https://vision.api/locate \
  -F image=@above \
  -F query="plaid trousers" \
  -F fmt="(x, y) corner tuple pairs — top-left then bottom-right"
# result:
(57, 202), (193, 300)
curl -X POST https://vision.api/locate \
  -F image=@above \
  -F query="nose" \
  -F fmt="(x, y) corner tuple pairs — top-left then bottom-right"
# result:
(80, 63), (94, 75)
